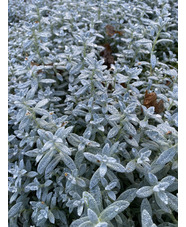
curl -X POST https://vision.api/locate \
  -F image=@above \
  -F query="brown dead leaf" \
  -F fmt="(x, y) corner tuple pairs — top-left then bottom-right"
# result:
(143, 90), (164, 114)
(105, 25), (123, 37)
(154, 99), (164, 114)
(143, 90), (157, 108)
(100, 43), (115, 69)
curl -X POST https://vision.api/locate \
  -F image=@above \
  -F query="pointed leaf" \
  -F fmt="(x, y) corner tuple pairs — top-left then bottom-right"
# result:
(99, 201), (129, 222)
(156, 147), (177, 165)
(83, 191), (100, 215)
(141, 209), (156, 227)
(136, 186), (153, 198)
(35, 99), (49, 108)
(8, 202), (22, 218)
(37, 149), (54, 174)
(88, 208), (99, 224)
(90, 169), (100, 189)
(60, 153), (76, 170)
(99, 163), (107, 177)
(107, 126), (120, 139)
(141, 199), (152, 217)
(45, 155), (61, 174)
(117, 188), (137, 202)
(107, 162), (125, 173)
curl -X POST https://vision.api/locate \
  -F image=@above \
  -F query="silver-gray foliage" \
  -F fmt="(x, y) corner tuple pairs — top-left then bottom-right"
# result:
(8, 0), (178, 226)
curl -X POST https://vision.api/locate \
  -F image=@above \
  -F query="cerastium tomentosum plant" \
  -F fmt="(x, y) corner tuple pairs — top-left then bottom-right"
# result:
(8, 0), (177, 226)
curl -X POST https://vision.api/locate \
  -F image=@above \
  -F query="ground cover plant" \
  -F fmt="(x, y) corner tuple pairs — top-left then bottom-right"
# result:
(8, 0), (178, 226)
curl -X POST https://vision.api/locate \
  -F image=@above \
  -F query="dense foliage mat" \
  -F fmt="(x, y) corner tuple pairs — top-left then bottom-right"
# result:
(8, 0), (178, 226)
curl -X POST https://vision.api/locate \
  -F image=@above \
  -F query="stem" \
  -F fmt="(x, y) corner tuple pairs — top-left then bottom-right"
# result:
(150, 27), (162, 75)
(168, 212), (178, 224)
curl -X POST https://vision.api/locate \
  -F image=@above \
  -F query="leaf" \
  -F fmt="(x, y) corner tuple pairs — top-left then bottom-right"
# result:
(146, 173), (158, 186)
(107, 114), (121, 121)
(143, 90), (157, 108)
(99, 200), (129, 222)
(95, 222), (108, 227)
(87, 208), (99, 224)
(116, 74), (129, 83)
(79, 222), (94, 227)
(143, 90), (164, 114)
(136, 186), (153, 198)
(102, 143), (110, 156)
(105, 181), (118, 191)
(8, 202), (22, 218)
(42, 141), (53, 152)
(135, 39), (152, 44)
(125, 103), (137, 114)
(100, 43), (115, 69)
(60, 153), (76, 170)
(141, 199), (152, 217)
(45, 155), (61, 174)
(40, 43), (50, 52)
(107, 162), (125, 173)
(123, 121), (136, 136)
(107, 105), (119, 115)
(35, 99), (49, 108)
(167, 192), (178, 212)
(157, 191), (168, 204)
(23, 40), (33, 49)
(90, 169), (100, 189)
(76, 177), (86, 187)
(37, 149), (54, 174)
(84, 152), (98, 164)
(150, 54), (156, 69)
(124, 135), (139, 147)
(117, 188), (137, 202)
(27, 171), (38, 178)
(125, 160), (136, 173)
(154, 193), (171, 213)
(40, 79), (56, 83)
(70, 217), (90, 227)
(105, 25), (123, 36)
(83, 191), (100, 215)
(90, 186), (103, 212)
(67, 133), (81, 147)
(156, 39), (173, 44)
(156, 147), (177, 165)
(108, 191), (116, 201)
(141, 209), (156, 227)
(38, 31), (51, 38)
(99, 163), (107, 177)
(48, 210), (55, 224)
(55, 142), (72, 155)
(19, 117), (30, 130)
(74, 85), (89, 96)
(161, 176), (175, 186)
(155, 100), (164, 114)
(145, 130), (165, 144)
